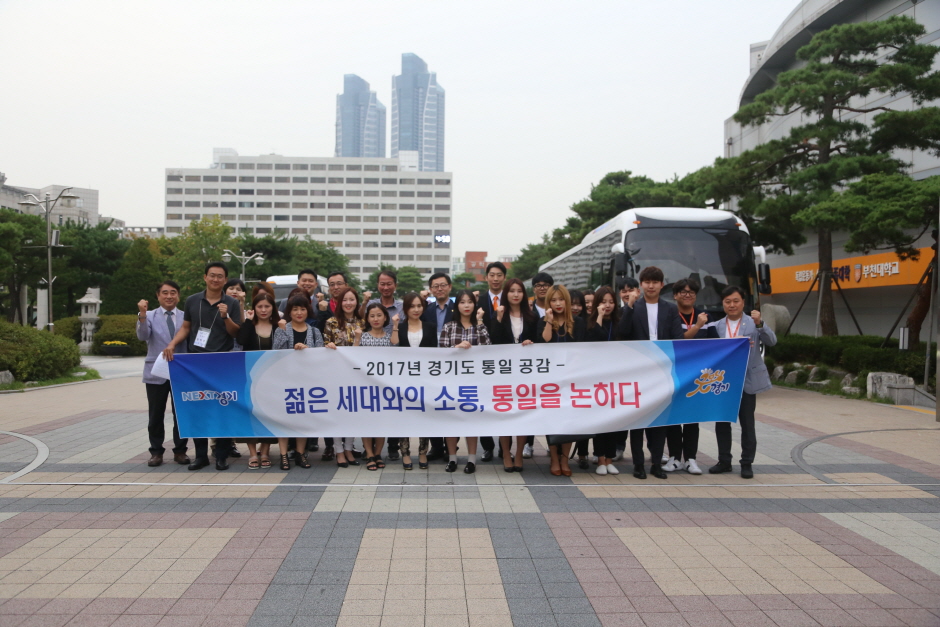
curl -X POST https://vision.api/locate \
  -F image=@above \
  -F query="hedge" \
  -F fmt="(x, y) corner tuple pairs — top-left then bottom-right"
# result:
(92, 315), (147, 356)
(0, 321), (81, 381)
(53, 316), (83, 343)
(768, 334), (935, 378)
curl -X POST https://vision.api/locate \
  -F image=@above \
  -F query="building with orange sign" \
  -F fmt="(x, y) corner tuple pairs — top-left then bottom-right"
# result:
(724, 0), (939, 337)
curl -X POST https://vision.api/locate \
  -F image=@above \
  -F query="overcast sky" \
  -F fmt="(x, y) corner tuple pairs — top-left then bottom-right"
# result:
(2, 0), (798, 258)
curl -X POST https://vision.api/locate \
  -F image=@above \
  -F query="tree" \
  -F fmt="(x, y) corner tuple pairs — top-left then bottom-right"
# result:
(164, 216), (234, 296)
(0, 210), (46, 323)
(232, 233), (298, 281)
(452, 272), (478, 288)
(56, 220), (130, 319)
(727, 15), (940, 335)
(293, 237), (359, 291)
(394, 266), (425, 294)
(100, 237), (164, 315)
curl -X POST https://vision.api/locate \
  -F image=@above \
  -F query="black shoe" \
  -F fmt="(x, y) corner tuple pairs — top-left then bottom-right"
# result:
(445, 461), (457, 473)
(188, 457), (210, 471)
(740, 464), (754, 479)
(351, 448), (363, 459)
(633, 465), (647, 480)
(387, 448), (400, 461)
(307, 442), (319, 452)
(426, 447), (444, 461)
(480, 449), (493, 462)
(215, 459), (229, 471)
(228, 447), (241, 458)
(464, 462), (476, 474)
(709, 462), (733, 474)
(650, 464), (667, 479)
(578, 458), (589, 470)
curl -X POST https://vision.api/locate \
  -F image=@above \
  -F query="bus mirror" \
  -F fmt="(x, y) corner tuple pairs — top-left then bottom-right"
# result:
(758, 263), (772, 294)
(614, 253), (627, 275)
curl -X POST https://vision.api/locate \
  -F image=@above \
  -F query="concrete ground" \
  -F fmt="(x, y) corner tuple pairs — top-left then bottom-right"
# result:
(0, 365), (938, 627)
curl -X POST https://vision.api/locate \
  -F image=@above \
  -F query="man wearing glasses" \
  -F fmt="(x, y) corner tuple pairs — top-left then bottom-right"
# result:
(530, 272), (554, 318)
(316, 271), (349, 331)
(421, 272), (456, 462)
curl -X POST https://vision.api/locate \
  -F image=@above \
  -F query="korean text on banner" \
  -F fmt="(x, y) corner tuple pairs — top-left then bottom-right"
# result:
(168, 339), (750, 438)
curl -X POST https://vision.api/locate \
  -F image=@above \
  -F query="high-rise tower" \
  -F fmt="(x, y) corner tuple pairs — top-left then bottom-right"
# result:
(335, 75), (386, 158)
(391, 53), (445, 172)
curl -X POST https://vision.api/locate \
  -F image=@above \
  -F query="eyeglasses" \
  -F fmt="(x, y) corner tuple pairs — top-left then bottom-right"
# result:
(675, 290), (696, 296)
(328, 282), (346, 288)
(430, 283), (449, 290)
(533, 283), (551, 289)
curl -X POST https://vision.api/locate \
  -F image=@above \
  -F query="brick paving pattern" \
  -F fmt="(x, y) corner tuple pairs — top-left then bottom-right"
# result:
(0, 377), (939, 626)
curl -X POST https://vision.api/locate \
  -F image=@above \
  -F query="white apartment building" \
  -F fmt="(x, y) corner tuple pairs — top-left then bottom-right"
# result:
(164, 151), (452, 282)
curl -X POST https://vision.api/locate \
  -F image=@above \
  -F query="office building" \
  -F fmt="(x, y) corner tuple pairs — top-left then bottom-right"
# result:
(391, 53), (445, 172)
(0, 172), (119, 226)
(164, 149), (453, 283)
(335, 75), (386, 159)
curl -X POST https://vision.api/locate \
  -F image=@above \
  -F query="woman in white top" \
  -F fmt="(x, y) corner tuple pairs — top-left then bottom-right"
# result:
(396, 293), (437, 470)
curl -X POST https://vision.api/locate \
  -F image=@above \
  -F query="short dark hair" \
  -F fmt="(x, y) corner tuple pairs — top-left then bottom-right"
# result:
(531, 272), (554, 287)
(401, 292), (426, 314)
(327, 271), (348, 284)
(378, 269), (398, 284)
(638, 266), (664, 283)
(204, 261), (228, 277)
(485, 261), (507, 276)
(224, 278), (246, 294)
(568, 289), (586, 319)
(364, 302), (391, 328)
(428, 272), (451, 287)
(721, 285), (746, 300)
(618, 277), (639, 290)
(285, 293), (313, 320)
(672, 278), (700, 294)
(298, 268), (317, 280)
(156, 280), (180, 294)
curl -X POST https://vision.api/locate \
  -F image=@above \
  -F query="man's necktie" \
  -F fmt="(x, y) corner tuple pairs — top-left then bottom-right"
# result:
(166, 310), (176, 336)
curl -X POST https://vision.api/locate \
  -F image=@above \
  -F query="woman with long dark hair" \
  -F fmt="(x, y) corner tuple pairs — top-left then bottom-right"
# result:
(236, 292), (280, 469)
(439, 289), (491, 474)
(585, 286), (624, 476)
(322, 286), (364, 469)
(396, 292), (436, 470)
(489, 278), (536, 472)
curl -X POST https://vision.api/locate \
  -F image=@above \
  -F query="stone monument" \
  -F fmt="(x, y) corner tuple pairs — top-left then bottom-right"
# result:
(76, 287), (101, 354)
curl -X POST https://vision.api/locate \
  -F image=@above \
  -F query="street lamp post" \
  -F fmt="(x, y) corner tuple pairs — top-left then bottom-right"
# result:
(19, 188), (79, 331)
(221, 249), (264, 281)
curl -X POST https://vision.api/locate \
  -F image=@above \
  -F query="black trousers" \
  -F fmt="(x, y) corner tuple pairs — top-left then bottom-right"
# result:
(480, 436), (495, 452)
(716, 392), (757, 465)
(146, 382), (187, 456)
(387, 437), (399, 452)
(194, 437), (231, 462)
(629, 427), (666, 467)
(594, 433), (618, 459)
(575, 438), (590, 457)
(666, 424), (700, 461)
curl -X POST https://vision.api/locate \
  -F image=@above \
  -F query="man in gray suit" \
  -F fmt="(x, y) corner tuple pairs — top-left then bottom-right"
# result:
(136, 280), (189, 467)
(706, 286), (777, 479)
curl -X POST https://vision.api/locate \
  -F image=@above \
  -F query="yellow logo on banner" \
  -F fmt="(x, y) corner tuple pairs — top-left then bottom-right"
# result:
(687, 369), (730, 397)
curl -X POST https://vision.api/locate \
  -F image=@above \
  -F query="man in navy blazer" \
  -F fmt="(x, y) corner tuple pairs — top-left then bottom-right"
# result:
(617, 266), (684, 480)
(136, 280), (189, 468)
(421, 272), (457, 337)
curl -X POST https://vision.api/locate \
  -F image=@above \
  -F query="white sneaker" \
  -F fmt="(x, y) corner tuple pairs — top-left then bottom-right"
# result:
(661, 455), (669, 465)
(596, 464), (608, 476)
(606, 464), (620, 475)
(592, 456), (600, 465)
(612, 449), (624, 462)
(686, 459), (702, 475)
(522, 443), (533, 459)
(662, 457), (683, 472)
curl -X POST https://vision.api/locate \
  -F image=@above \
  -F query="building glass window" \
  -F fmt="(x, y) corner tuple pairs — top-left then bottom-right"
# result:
(328, 164), (344, 171)
(238, 202), (255, 208)
(238, 189), (254, 195)
(239, 176), (254, 182)
(257, 163), (273, 170)
(293, 164), (309, 170)
(184, 213), (200, 220)
(257, 176), (272, 183)
(167, 175), (182, 182)
(184, 201), (200, 207)
(203, 201), (220, 208)
(274, 163), (290, 170)
(203, 175), (219, 182)
(166, 213), (183, 220)
(275, 176), (290, 183)
(167, 201), (183, 207)
(167, 188), (183, 194)
(221, 176), (236, 182)
(274, 215), (289, 221)
(292, 177), (308, 183)
(292, 215), (308, 221)
(238, 214), (254, 220)
(364, 165), (379, 171)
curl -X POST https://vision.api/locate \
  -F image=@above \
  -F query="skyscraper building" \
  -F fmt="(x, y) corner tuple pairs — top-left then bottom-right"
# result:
(391, 53), (445, 172)
(335, 75), (386, 159)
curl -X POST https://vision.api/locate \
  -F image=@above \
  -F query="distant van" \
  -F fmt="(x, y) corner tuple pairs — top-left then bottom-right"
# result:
(264, 274), (327, 302)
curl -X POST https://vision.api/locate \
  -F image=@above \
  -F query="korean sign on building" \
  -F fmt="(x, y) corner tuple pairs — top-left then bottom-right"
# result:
(770, 247), (932, 294)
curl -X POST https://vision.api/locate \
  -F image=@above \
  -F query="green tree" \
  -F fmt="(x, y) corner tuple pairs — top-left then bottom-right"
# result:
(452, 272), (478, 288)
(232, 233), (297, 280)
(56, 220), (130, 319)
(0, 210), (47, 323)
(726, 15), (940, 335)
(394, 266), (425, 294)
(164, 216), (234, 296)
(293, 237), (359, 290)
(100, 237), (164, 315)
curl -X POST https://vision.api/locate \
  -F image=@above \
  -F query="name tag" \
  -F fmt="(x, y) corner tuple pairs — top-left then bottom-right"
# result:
(194, 326), (211, 348)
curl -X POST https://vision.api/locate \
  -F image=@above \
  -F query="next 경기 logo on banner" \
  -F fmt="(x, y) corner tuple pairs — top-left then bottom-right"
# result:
(167, 338), (751, 439)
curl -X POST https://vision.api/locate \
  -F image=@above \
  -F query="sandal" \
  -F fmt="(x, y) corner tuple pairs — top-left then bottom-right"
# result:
(296, 453), (311, 469)
(366, 458), (378, 471)
(248, 457), (260, 470)
(373, 456), (385, 469)
(280, 454), (291, 471)
(321, 446), (335, 462)
(260, 457), (271, 469)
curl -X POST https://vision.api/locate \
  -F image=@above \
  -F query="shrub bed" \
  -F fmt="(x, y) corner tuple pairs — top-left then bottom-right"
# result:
(768, 334), (934, 378)
(52, 316), (83, 343)
(91, 315), (147, 356)
(0, 321), (81, 381)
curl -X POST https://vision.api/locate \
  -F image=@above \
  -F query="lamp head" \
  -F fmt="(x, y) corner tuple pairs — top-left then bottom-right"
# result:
(18, 200), (39, 207)
(221, 252), (232, 263)
(253, 256), (264, 266)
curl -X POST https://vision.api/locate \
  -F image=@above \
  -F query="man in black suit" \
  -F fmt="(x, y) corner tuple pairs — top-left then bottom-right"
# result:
(475, 262), (508, 461)
(617, 266), (683, 480)
(421, 272), (456, 461)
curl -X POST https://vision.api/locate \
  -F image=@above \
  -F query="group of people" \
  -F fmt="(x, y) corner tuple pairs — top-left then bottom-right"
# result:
(137, 259), (775, 480)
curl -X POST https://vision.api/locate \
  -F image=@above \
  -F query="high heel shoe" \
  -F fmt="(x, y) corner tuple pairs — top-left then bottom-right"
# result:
(280, 454), (291, 471)
(418, 454), (428, 470)
(402, 455), (413, 470)
(296, 453), (311, 469)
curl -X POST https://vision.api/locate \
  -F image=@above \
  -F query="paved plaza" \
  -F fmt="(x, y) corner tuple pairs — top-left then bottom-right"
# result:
(0, 366), (939, 627)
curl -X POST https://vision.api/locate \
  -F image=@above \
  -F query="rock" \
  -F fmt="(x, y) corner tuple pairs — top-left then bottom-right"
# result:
(73, 371), (87, 377)
(842, 386), (861, 395)
(0, 370), (13, 384)
(24, 381), (39, 387)
(760, 304), (791, 335)
(784, 371), (800, 384)
(772, 366), (785, 381)
(808, 367), (821, 382)
(791, 363), (802, 370)
(806, 380), (830, 389)
(828, 368), (848, 381)
(840, 374), (856, 388)
(867, 372), (915, 399)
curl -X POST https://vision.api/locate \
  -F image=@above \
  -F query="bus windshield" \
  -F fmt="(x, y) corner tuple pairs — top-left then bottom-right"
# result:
(625, 227), (752, 311)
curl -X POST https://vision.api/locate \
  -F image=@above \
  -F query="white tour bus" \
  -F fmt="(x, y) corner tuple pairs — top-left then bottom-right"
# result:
(539, 207), (771, 313)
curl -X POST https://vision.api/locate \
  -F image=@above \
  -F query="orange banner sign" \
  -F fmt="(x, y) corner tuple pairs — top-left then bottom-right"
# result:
(770, 248), (933, 294)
